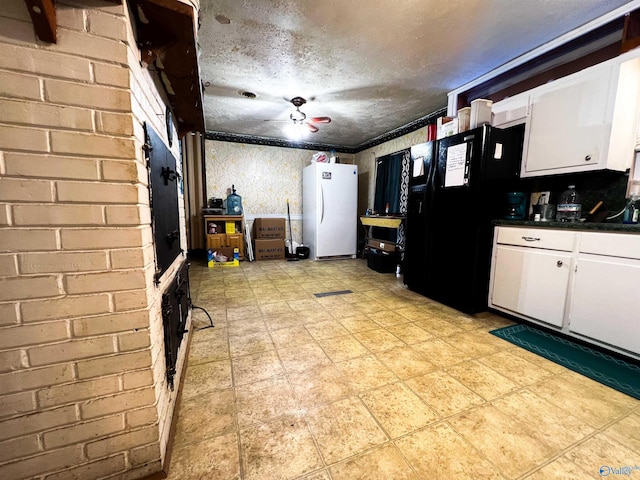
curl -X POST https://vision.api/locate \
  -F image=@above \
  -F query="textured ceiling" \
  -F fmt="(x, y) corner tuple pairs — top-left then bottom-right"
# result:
(198, 0), (635, 149)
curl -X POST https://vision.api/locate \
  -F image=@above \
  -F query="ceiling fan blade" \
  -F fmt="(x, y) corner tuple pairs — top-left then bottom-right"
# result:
(306, 123), (319, 133)
(263, 119), (290, 122)
(309, 116), (331, 124)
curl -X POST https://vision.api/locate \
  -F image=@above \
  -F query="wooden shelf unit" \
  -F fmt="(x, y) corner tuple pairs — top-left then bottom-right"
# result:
(204, 215), (245, 260)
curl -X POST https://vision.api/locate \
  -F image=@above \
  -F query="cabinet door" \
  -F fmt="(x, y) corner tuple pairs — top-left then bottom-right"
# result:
(206, 234), (225, 250)
(569, 256), (640, 354)
(490, 245), (572, 327)
(523, 65), (610, 175)
(226, 234), (244, 258)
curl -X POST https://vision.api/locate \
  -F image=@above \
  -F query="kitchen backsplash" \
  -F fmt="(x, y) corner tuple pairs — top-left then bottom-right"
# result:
(521, 169), (629, 221)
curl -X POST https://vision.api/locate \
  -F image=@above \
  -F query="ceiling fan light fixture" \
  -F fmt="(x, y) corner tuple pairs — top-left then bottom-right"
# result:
(284, 121), (308, 141)
(240, 91), (257, 99)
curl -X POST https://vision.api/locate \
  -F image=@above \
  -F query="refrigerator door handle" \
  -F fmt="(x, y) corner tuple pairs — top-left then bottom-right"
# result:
(419, 200), (422, 214)
(320, 184), (325, 224)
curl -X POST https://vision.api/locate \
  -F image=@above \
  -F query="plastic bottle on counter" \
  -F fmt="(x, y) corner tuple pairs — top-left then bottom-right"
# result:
(622, 194), (639, 224)
(556, 185), (581, 222)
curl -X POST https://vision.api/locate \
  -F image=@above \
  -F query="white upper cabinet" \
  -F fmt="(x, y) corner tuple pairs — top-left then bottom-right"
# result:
(492, 49), (640, 178)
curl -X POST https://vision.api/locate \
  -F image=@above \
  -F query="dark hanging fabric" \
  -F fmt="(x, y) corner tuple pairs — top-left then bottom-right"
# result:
(373, 149), (408, 214)
(373, 149), (409, 243)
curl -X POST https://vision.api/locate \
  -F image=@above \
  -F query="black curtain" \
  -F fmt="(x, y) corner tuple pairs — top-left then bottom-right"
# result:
(374, 150), (408, 214)
(373, 149), (410, 243)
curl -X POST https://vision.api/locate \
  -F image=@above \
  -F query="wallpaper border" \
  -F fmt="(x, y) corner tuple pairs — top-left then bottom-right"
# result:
(205, 107), (447, 154)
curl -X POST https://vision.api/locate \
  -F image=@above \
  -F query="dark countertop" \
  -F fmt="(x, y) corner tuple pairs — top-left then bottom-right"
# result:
(493, 219), (640, 233)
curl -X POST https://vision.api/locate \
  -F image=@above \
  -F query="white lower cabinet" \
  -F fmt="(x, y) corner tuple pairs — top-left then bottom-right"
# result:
(568, 233), (640, 355)
(491, 245), (571, 327)
(489, 227), (640, 358)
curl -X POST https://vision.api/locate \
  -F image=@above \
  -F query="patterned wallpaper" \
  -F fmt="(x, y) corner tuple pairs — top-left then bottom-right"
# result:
(204, 140), (355, 245)
(204, 128), (431, 247)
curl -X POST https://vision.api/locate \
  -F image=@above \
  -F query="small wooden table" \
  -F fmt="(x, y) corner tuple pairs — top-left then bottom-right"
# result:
(360, 215), (406, 255)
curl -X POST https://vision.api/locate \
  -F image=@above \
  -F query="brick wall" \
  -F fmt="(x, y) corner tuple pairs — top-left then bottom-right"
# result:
(0, 1), (192, 479)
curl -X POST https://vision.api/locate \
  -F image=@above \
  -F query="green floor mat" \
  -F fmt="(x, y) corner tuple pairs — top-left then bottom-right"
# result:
(490, 324), (640, 400)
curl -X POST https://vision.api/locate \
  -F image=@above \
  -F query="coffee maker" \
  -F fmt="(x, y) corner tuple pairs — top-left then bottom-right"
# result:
(505, 192), (527, 220)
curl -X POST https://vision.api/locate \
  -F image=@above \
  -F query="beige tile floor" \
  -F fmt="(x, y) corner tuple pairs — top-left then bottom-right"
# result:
(167, 259), (640, 480)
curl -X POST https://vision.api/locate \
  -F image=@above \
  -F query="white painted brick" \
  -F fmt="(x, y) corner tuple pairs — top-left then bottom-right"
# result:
(88, 11), (127, 41)
(86, 424), (158, 459)
(13, 204), (104, 226)
(105, 205), (150, 225)
(0, 276), (61, 301)
(0, 229), (58, 253)
(0, 205), (9, 225)
(0, 99), (93, 131)
(4, 153), (99, 180)
(0, 70), (41, 100)
(43, 415), (125, 449)
(80, 387), (156, 420)
(101, 160), (146, 183)
(65, 269), (147, 294)
(46, 78), (130, 112)
(0, 364), (74, 394)
(117, 330), (151, 352)
(125, 406), (158, 429)
(0, 444), (84, 480)
(19, 251), (109, 274)
(0, 303), (19, 326)
(0, 391), (36, 419)
(4, 1), (32, 21)
(43, 454), (127, 480)
(0, 435), (40, 464)
(130, 443), (160, 467)
(21, 294), (110, 322)
(93, 62), (129, 88)
(0, 321), (68, 349)
(0, 254), (17, 276)
(113, 289), (150, 311)
(0, 349), (24, 372)
(122, 368), (153, 390)
(72, 310), (149, 337)
(110, 247), (152, 269)
(61, 228), (146, 251)
(0, 125), (49, 153)
(0, 178), (53, 202)
(51, 28), (128, 64)
(0, 405), (77, 441)
(0, 43), (91, 81)
(57, 181), (139, 204)
(96, 111), (133, 136)
(50, 131), (135, 159)
(28, 337), (115, 367)
(56, 7), (86, 31)
(0, 15), (37, 45)
(38, 376), (120, 408)
(77, 350), (152, 379)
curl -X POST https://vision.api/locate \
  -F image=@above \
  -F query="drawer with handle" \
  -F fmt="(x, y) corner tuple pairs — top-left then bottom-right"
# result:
(495, 227), (576, 251)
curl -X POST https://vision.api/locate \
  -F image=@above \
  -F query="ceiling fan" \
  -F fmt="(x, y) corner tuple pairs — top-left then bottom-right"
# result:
(265, 96), (331, 133)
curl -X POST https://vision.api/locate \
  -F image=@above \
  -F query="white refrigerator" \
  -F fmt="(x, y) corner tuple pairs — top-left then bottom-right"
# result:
(303, 162), (358, 260)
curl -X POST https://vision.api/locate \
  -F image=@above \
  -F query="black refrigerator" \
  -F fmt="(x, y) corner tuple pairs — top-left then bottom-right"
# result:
(404, 124), (525, 314)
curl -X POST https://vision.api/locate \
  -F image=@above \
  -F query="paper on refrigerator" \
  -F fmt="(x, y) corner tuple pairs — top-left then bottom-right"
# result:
(444, 143), (468, 187)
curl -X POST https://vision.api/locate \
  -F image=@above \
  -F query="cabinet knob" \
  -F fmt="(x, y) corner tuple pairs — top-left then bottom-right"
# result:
(557, 261), (563, 267)
(584, 155), (592, 162)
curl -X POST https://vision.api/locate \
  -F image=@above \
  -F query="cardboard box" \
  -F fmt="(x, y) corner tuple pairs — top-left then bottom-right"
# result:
(253, 239), (285, 260)
(208, 247), (239, 268)
(253, 218), (286, 239)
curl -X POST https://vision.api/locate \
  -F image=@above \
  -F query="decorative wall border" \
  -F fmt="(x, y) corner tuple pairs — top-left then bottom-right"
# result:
(205, 107), (447, 154)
